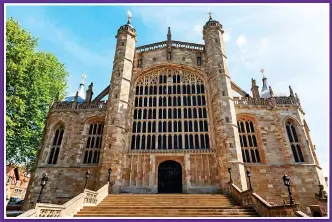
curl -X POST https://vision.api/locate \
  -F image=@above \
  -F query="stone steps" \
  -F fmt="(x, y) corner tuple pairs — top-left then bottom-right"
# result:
(75, 194), (260, 217)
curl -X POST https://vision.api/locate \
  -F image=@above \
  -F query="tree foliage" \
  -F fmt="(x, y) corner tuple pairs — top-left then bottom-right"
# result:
(6, 18), (68, 169)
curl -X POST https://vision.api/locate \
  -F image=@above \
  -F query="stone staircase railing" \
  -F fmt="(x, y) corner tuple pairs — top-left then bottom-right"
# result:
(18, 183), (109, 218)
(228, 183), (309, 217)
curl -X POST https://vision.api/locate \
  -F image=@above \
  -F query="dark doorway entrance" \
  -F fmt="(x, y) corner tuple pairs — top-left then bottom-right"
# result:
(158, 160), (182, 193)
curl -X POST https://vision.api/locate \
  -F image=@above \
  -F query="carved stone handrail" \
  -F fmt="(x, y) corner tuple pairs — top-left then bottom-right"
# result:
(228, 183), (308, 217)
(18, 183), (110, 218)
(233, 96), (299, 107)
(229, 183), (252, 206)
(51, 101), (108, 113)
(295, 211), (310, 217)
(251, 193), (301, 217)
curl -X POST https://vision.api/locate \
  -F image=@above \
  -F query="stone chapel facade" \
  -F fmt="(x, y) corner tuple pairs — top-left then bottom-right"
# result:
(23, 15), (327, 213)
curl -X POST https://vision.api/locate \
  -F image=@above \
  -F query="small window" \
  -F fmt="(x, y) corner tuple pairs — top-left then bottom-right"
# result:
(197, 56), (201, 66)
(237, 117), (262, 163)
(84, 123), (104, 164)
(286, 121), (305, 163)
(48, 125), (64, 165)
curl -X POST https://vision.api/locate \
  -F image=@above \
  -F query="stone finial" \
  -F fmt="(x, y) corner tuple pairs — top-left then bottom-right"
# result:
(316, 183), (328, 201)
(269, 86), (274, 97)
(88, 82), (93, 91)
(167, 27), (171, 42)
(295, 93), (300, 103)
(74, 91), (79, 102)
(289, 86), (294, 97)
(85, 82), (94, 103)
(251, 78), (260, 99)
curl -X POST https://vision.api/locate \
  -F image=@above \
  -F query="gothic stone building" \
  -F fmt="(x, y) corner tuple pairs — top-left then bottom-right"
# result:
(23, 15), (327, 213)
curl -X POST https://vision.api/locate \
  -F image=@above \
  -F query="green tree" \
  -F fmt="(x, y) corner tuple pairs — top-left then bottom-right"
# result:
(6, 18), (68, 169)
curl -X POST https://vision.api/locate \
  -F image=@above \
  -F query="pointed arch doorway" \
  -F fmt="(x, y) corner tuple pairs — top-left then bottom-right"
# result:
(158, 160), (182, 193)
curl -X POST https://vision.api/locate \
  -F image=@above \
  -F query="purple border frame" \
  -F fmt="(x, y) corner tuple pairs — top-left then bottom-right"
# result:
(1, 0), (331, 221)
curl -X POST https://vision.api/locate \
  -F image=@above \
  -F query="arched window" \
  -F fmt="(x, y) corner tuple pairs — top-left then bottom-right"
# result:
(83, 122), (103, 164)
(131, 68), (211, 151)
(286, 120), (305, 162)
(237, 117), (262, 163)
(48, 124), (64, 164)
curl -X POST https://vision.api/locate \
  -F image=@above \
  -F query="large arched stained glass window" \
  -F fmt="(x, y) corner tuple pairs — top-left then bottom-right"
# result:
(286, 120), (305, 163)
(47, 125), (64, 164)
(237, 117), (262, 163)
(83, 122), (104, 164)
(131, 68), (211, 150)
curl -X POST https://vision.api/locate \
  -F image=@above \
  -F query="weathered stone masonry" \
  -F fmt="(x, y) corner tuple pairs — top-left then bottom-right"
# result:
(23, 15), (327, 214)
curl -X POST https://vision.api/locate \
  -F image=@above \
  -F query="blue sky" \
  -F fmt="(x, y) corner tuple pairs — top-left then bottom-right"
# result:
(6, 4), (329, 177)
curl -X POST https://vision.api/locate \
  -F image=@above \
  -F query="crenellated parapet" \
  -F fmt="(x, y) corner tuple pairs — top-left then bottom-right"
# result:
(233, 96), (301, 108)
(135, 40), (205, 54)
(50, 101), (108, 113)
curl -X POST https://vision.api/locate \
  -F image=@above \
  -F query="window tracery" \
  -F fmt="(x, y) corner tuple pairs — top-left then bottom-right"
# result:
(131, 68), (210, 150)
(83, 122), (104, 164)
(286, 120), (305, 163)
(47, 124), (65, 165)
(237, 117), (262, 163)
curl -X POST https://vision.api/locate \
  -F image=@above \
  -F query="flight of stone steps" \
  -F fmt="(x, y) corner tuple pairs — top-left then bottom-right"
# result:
(75, 194), (260, 217)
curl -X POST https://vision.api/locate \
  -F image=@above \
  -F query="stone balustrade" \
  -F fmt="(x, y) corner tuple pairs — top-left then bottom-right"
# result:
(233, 96), (299, 108)
(51, 101), (108, 113)
(228, 183), (309, 217)
(136, 41), (168, 53)
(229, 183), (252, 206)
(171, 41), (205, 51)
(18, 183), (110, 218)
(135, 40), (205, 53)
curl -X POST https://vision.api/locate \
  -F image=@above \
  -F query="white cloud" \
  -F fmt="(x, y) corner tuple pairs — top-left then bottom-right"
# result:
(223, 31), (231, 43)
(258, 38), (269, 55)
(193, 24), (202, 35)
(240, 56), (251, 67)
(236, 34), (247, 48)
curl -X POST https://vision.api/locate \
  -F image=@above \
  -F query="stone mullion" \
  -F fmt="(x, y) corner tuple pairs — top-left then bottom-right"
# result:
(200, 153), (204, 186)
(288, 123), (300, 162)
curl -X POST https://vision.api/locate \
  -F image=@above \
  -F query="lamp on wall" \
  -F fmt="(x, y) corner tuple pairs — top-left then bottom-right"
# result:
(83, 169), (91, 191)
(282, 174), (295, 205)
(227, 168), (233, 183)
(246, 170), (253, 190)
(108, 168), (112, 183)
(37, 173), (48, 203)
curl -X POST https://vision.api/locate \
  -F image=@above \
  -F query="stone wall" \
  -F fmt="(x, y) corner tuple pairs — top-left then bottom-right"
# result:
(235, 105), (326, 213)
(121, 152), (220, 194)
(134, 47), (205, 70)
(23, 110), (106, 210)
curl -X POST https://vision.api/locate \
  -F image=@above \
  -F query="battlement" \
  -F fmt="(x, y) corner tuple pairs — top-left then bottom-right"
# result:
(233, 96), (299, 107)
(135, 40), (205, 53)
(50, 101), (108, 112)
